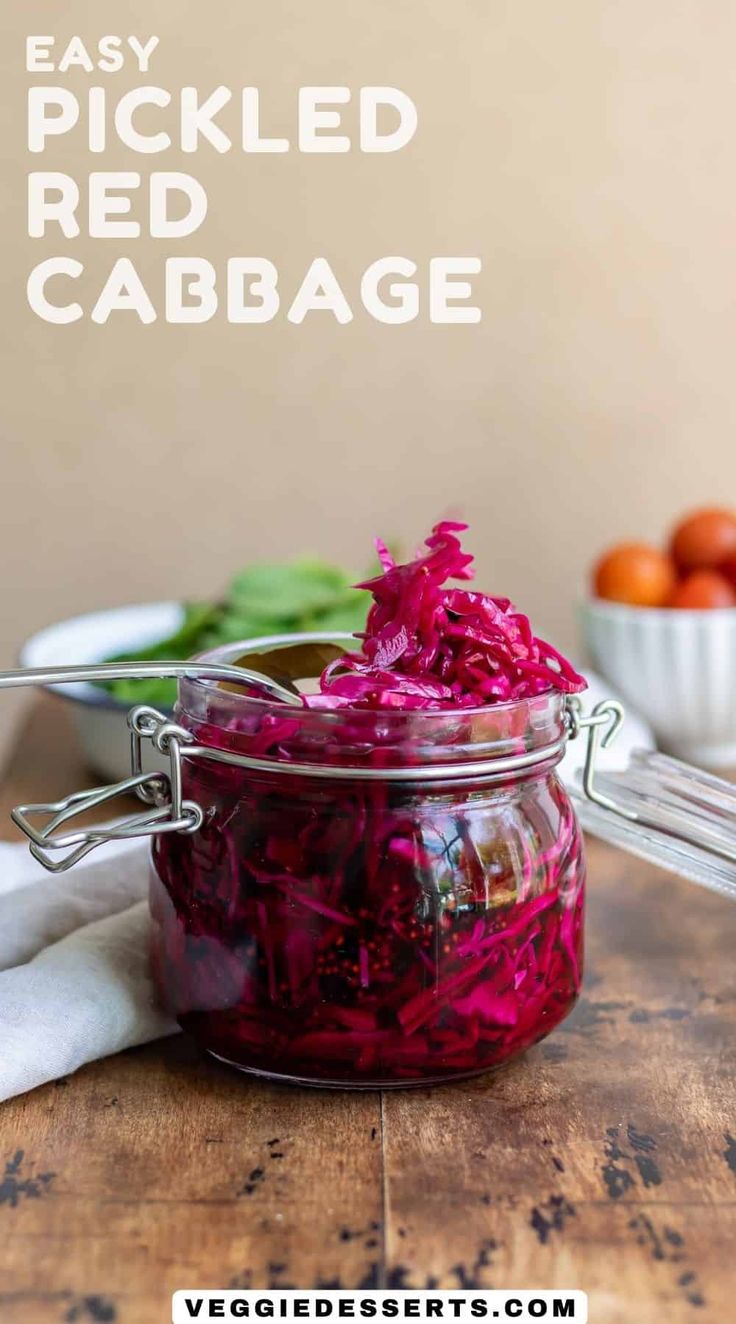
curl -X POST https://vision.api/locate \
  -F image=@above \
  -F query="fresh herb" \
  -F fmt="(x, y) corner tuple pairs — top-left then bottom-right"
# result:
(101, 560), (370, 709)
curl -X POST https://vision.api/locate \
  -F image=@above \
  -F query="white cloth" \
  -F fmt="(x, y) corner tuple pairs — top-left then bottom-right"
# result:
(0, 838), (178, 1101)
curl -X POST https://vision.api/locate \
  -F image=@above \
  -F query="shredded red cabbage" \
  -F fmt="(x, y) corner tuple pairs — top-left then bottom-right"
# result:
(150, 521), (586, 1086)
(309, 521), (586, 711)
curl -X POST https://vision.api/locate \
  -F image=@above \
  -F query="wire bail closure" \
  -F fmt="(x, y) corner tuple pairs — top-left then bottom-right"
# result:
(4, 645), (736, 901)
(566, 697), (636, 820)
(0, 649), (305, 873)
(7, 691), (625, 877)
(12, 705), (203, 873)
(0, 635), (635, 872)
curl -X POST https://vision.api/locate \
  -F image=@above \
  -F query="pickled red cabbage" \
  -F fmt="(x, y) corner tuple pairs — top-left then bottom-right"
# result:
(150, 521), (586, 1086)
(310, 520), (586, 711)
(151, 762), (584, 1084)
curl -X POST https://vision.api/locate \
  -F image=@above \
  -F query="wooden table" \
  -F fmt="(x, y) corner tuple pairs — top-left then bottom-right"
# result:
(1, 699), (734, 1324)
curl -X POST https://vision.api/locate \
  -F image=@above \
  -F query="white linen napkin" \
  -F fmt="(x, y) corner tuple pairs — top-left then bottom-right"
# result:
(0, 838), (178, 1102)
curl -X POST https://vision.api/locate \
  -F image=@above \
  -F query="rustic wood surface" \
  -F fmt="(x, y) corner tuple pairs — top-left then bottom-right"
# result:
(0, 697), (734, 1324)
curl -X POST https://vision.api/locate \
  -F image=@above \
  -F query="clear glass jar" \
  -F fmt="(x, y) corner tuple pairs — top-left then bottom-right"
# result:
(150, 645), (585, 1088)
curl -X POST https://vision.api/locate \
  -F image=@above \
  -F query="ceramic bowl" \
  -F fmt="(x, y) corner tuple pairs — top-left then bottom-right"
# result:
(581, 597), (736, 767)
(19, 603), (182, 782)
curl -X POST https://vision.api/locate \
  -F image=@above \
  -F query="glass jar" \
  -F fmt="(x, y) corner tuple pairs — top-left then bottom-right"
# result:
(149, 643), (585, 1088)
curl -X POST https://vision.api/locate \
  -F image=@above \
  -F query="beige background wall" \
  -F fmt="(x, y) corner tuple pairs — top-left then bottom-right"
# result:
(3, 2), (736, 720)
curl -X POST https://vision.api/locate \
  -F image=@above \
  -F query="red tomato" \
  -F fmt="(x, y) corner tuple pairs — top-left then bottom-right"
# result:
(719, 551), (736, 589)
(668, 570), (736, 609)
(670, 508), (736, 572)
(593, 543), (676, 607)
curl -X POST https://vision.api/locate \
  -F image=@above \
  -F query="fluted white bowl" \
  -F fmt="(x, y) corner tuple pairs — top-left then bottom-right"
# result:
(581, 598), (736, 767)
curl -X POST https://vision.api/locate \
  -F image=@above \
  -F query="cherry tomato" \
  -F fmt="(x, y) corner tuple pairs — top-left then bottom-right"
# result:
(668, 570), (736, 609)
(669, 507), (736, 572)
(718, 551), (736, 589)
(593, 543), (676, 607)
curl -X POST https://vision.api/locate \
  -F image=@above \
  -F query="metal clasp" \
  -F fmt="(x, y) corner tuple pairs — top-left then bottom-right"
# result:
(566, 696), (637, 822)
(0, 649), (313, 873)
(12, 706), (203, 873)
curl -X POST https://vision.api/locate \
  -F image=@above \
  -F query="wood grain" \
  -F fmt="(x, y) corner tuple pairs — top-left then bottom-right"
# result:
(0, 699), (734, 1323)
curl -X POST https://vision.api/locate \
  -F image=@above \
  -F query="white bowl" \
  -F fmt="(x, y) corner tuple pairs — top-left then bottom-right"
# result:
(581, 597), (736, 767)
(19, 602), (184, 783)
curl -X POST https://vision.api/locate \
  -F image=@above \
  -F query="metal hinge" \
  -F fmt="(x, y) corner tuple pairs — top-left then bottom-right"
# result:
(11, 706), (203, 873)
